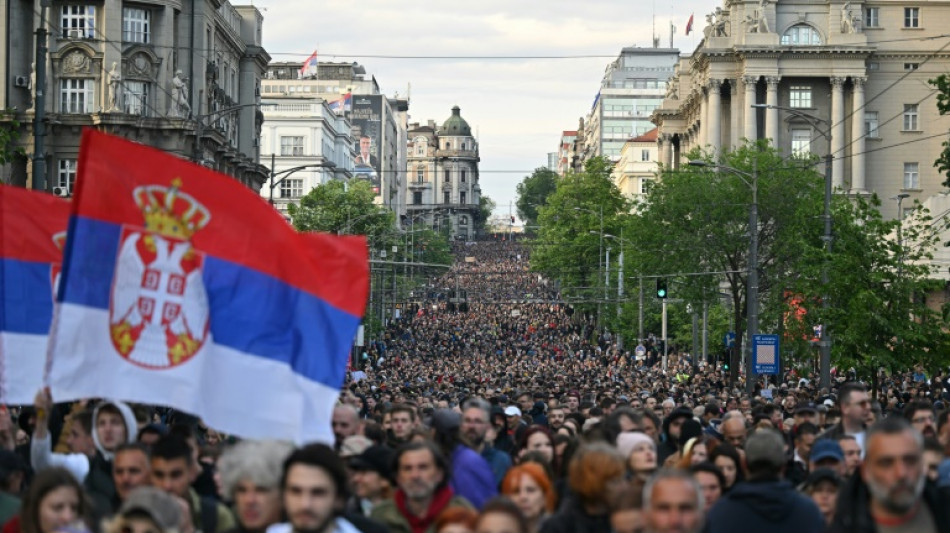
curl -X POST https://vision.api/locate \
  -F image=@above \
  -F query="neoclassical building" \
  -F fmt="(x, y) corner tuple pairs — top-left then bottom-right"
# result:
(405, 106), (481, 240)
(652, 0), (950, 210)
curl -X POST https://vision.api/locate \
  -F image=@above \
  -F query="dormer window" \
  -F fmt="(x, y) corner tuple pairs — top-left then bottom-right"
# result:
(781, 24), (822, 45)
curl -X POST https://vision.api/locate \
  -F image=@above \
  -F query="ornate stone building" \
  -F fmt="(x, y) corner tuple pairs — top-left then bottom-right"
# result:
(652, 0), (950, 211)
(0, 0), (270, 192)
(405, 106), (481, 240)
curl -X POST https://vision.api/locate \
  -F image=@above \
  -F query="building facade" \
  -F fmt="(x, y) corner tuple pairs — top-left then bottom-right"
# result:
(651, 0), (950, 213)
(584, 47), (678, 162)
(612, 127), (660, 203)
(0, 0), (270, 192)
(259, 98), (354, 212)
(261, 61), (408, 221)
(406, 106), (481, 240)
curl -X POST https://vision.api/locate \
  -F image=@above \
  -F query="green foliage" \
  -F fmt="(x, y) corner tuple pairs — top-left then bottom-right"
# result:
(476, 195), (496, 235)
(931, 74), (950, 188)
(287, 180), (394, 242)
(532, 157), (630, 302)
(515, 168), (558, 229)
(0, 110), (23, 184)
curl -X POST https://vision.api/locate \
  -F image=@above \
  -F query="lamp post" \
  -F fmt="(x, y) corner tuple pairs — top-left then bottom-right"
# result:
(751, 103), (834, 390)
(690, 160), (758, 394)
(575, 206), (604, 328)
(268, 155), (336, 206)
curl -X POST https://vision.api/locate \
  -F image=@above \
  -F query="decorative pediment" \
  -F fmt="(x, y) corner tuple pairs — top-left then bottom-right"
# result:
(123, 45), (162, 81)
(52, 43), (102, 78)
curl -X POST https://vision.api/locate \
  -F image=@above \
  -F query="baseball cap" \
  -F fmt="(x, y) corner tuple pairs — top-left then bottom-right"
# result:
(802, 468), (842, 491)
(348, 445), (394, 480)
(795, 402), (818, 414)
(118, 487), (182, 531)
(504, 406), (522, 417)
(810, 439), (844, 463)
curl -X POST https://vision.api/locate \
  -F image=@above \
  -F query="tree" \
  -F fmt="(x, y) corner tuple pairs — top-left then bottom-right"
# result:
(287, 180), (394, 244)
(628, 142), (826, 382)
(532, 157), (629, 309)
(515, 168), (558, 229)
(930, 74), (950, 187)
(476, 195), (496, 236)
(0, 110), (23, 185)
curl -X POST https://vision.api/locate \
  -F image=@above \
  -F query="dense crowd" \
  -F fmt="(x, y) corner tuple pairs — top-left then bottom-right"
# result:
(1, 238), (949, 533)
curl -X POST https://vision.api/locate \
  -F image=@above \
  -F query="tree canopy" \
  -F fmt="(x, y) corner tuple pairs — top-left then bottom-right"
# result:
(515, 167), (558, 229)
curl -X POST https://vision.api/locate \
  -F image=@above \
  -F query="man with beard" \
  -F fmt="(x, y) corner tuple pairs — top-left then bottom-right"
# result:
(277, 443), (385, 533)
(903, 401), (937, 440)
(460, 398), (511, 485)
(830, 417), (950, 532)
(370, 441), (472, 531)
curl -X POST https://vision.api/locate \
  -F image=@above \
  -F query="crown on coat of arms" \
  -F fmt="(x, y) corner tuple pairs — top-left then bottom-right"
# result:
(133, 179), (210, 239)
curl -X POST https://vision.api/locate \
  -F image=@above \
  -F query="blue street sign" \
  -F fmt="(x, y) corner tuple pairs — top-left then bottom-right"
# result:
(723, 332), (736, 348)
(753, 334), (780, 375)
(635, 344), (647, 357)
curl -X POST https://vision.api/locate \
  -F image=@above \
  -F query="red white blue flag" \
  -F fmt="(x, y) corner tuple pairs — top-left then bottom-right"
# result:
(686, 14), (694, 35)
(329, 92), (352, 114)
(0, 186), (70, 403)
(46, 130), (368, 443)
(300, 51), (318, 78)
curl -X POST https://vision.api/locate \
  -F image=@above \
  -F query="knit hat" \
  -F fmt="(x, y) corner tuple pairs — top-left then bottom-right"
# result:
(616, 431), (655, 458)
(118, 487), (182, 531)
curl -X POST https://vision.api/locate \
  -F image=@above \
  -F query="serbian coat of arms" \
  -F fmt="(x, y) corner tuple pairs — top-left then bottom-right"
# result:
(109, 179), (211, 368)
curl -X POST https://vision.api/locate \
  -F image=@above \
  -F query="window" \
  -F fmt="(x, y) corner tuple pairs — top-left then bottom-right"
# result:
(58, 159), (77, 194)
(641, 149), (651, 162)
(62, 5), (95, 38)
(460, 170), (466, 183)
(789, 86), (812, 108)
(904, 63), (919, 71)
(122, 7), (149, 43)
(280, 178), (303, 198)
(791, 129), (812, 156)
(416, 145), (424, 155)
(413, 191), (422, 205)
(640, 178), (654, 194)
(864, 7), (880, 28)
(903, 162), (919, 189)
(781, 24), (822, 45)
(460, 191), (467, 204)
(865, 112), (879, 138)
(124, 81), (149, 115)
(60, 79), (93, 113)
(904, 7), (919, 28)
(903, 104), (919, 131)
(459, 215), (469, 226)
(416, 167), (425, 183)
(444, 169), (450, 182)
(443, 190), (450, 204)
(280, 136), (304, 156)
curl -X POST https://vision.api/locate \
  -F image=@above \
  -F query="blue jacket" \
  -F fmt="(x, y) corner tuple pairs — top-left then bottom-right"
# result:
(703, 479), (824, 533)
(449, 445), (498, 509)
(481, 446), (512, 486)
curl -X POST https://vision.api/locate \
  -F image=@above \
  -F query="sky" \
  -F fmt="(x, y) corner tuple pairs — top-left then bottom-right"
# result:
(252, 0), (711, 215)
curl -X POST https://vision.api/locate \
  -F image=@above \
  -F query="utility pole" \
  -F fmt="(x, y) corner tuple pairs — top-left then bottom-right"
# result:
(819, 153), (833, 391)
(32, 3), (50, 191)
(661, 299), (668, 370)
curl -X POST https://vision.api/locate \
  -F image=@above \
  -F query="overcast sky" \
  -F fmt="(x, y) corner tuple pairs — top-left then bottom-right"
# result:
(253, 0), (710, 215)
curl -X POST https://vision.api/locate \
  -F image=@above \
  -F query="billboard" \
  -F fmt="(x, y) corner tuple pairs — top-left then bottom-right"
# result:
(348, 95), (383, 196)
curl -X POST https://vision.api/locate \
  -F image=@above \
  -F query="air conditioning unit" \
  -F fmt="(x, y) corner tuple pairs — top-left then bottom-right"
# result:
(67, 29), (84, 39)
(14, 76), (29, 88)
(52, 187), (69, 197)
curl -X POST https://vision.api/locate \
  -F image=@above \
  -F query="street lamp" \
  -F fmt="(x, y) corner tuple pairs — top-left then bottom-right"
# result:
(267, 155), (336, 206)
(689, 159), (758, 394)
(751, 103), (834, 390)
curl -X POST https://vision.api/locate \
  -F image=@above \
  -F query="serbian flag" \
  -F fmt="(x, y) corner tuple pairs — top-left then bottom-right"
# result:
(46, 130), (368, 444)
(329, 92), (352, 114)
(0, 186), (69, 404)
(300, 51), (318, 78)
(686, 14), (694, 35)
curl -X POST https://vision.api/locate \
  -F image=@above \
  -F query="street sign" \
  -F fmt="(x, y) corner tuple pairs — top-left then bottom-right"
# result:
(635, 345), (646, 360)
(723, 332), (736, 348)
(753, 334), (780, 375)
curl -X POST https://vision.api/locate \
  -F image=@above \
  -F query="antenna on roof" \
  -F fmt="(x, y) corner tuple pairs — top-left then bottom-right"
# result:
(652, 0), (657, 48)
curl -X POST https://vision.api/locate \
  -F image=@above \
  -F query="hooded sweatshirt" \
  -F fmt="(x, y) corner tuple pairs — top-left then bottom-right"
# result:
(703, 479), (825, 533)
(31, 399), (138, 483)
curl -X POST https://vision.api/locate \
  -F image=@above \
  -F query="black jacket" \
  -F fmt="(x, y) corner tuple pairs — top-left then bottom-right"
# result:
(829, 469), (950, 533)
(538, 497), (611, 533)
(703, 479), (825, 533)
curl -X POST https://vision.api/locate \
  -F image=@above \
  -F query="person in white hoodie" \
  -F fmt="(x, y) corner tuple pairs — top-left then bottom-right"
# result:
(31, 388), (138, 513)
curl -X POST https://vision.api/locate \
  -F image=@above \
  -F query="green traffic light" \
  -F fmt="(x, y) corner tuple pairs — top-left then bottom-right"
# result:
(656, 278), (668, 299)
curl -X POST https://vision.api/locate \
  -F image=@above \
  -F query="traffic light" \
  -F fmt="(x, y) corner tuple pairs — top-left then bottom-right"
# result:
(656, 278), (668, 299)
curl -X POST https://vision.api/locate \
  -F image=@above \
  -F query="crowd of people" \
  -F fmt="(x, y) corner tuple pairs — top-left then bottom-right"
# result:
(1, 238), (949, 533)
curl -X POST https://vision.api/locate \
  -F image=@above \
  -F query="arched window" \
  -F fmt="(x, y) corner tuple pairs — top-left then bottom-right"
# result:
(781, 24), (822, 45)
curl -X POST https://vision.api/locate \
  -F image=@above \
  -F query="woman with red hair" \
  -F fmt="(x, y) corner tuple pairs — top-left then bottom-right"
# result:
(501, 463), (556, 533)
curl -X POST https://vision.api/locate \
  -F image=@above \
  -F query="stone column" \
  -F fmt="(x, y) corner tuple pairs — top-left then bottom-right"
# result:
(831, 77), (846, 189)
(730, 81), (741, 149)
(661, 134), (673, 168)
(851, 77), (867, 192)
(708, 79), (722, 155)
(698, 90), (707, 148)
(765, 76), (780, 145)
(743, 76), (758, 141)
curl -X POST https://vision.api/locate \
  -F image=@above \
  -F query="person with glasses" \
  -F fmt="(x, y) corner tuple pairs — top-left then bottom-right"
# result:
(819, 383), (871, 455)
